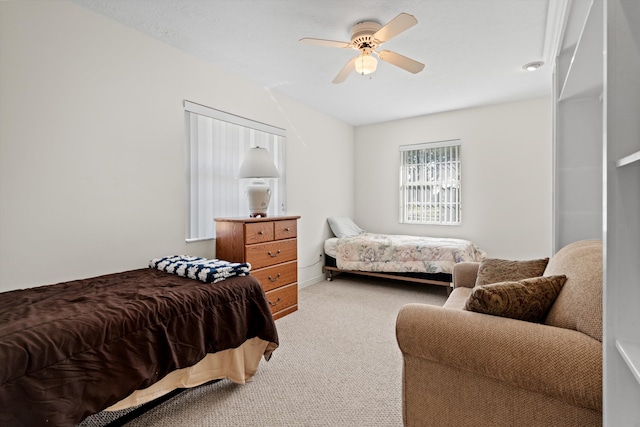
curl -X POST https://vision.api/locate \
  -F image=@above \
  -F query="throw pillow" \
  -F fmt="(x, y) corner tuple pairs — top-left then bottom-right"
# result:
(464, 275), (567, 323)
(327, 217), (365, 238)
(475, 257), (549, 287)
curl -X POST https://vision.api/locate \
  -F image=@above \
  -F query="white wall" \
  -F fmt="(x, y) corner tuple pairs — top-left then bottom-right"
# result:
(0, 1), (354, 291)
(354, 97), (552, 259)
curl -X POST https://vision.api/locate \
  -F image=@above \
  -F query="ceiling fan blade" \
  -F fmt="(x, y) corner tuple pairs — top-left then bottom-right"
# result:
(299, 37), (351, 49)
(377, 50), (425, 74)
(332, 57), (357, 84)
(373, 13), (418, 43)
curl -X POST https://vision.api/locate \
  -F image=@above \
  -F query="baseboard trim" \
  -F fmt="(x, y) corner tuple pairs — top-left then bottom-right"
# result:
(299, 274), (325, 289)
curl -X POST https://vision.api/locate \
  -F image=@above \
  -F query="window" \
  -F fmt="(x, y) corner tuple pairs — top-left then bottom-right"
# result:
(184, 101), (286, 241)
(399, 140), (461, 225)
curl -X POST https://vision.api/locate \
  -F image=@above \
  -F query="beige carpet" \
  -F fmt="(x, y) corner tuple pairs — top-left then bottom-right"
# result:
(79, 275), (448, 426)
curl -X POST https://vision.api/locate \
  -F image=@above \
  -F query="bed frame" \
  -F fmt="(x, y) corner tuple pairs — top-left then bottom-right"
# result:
(323, 255), (453, 288)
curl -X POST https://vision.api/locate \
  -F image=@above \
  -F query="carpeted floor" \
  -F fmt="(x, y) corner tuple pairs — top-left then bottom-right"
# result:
(79, 275), (448, 426)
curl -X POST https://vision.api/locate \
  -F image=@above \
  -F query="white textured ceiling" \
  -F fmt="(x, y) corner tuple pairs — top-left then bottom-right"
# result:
(71, 0), (564, 126)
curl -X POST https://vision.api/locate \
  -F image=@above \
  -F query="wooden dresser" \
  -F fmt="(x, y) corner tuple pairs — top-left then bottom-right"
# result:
(214, 216), (300, 320)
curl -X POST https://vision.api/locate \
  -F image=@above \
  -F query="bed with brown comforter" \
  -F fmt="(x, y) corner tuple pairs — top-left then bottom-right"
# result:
(0, 268), (279, 427)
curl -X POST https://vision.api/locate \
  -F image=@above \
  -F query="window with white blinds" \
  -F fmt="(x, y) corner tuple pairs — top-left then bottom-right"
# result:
(185, 101), (286, 241)
(399, 140), (461, 225)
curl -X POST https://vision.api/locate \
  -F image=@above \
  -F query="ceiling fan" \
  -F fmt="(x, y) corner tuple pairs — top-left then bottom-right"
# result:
(299, 12), (425, 84)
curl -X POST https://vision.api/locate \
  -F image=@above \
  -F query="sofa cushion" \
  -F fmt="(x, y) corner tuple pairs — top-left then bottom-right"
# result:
(475, 257), (549, 287)
(544, 240), (603, 342)
(464, 275), (567, 323)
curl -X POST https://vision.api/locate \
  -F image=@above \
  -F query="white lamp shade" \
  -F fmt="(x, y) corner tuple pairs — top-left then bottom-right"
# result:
(355, 53), (378, 75)
(237, 146), (280, 178)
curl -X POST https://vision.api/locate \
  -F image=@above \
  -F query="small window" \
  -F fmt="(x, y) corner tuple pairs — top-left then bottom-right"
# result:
(399, 140), (461, 225)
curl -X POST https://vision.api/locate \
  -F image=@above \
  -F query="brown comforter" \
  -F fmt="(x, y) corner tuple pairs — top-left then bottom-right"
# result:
(0, 268), (279, 427)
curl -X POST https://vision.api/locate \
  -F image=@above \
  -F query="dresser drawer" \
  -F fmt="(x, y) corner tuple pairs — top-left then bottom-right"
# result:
(245, 222), (274, 245)
(245, 238), (297, 269)
(251, 261), (297, 292)
(265, 282), (297, 317)
(274, 219), (297, 240)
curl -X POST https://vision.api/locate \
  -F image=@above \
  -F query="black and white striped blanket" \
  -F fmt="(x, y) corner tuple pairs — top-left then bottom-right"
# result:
(149, 255), (251, 284)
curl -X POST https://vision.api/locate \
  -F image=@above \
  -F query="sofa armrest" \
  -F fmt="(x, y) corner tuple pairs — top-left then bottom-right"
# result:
(452, 262), (479, 288)
(396, 304), (602, 411)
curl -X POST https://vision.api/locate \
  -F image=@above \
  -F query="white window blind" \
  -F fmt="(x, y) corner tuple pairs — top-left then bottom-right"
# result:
(399, 140), (461, 225)
(185, 101), (286, 241)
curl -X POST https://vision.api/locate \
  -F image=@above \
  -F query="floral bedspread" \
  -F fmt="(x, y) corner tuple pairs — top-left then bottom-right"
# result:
(335, 233), (486, 274)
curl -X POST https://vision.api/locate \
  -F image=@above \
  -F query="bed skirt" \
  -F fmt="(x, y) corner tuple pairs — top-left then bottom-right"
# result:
(107, 337), (275, 411)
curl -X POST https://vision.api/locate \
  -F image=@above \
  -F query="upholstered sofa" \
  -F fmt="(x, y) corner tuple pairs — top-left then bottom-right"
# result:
(395, 240), (602, 427)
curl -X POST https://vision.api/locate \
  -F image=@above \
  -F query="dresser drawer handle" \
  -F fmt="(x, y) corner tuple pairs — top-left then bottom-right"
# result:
(268, 249), (281, 257)
(268, 273), (281, 282)
(258, 231), (264, 235)
(268, 297), (281, 307)
(284, 227), (291, 232)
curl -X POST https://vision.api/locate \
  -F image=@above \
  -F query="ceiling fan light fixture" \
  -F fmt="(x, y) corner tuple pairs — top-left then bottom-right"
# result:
(355, 52), (378, 75)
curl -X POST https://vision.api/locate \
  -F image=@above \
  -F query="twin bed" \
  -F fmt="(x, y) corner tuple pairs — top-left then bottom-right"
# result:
(323, 217), (486, 288)
(0, 265), (278, 427)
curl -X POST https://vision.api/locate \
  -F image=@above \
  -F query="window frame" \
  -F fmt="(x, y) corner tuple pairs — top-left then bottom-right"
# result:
(399, 139), (462, 225)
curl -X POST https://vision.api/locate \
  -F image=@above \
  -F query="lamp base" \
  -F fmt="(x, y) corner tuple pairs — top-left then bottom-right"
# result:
(245, 179), (271, 218)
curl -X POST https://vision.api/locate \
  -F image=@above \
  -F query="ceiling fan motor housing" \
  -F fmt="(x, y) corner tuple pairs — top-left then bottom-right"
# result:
(351, 21), (382, 49)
